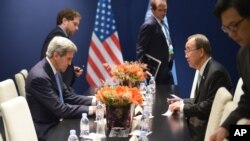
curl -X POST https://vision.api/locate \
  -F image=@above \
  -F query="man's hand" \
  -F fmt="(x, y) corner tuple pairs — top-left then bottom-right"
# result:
(168, 101), (181, 113)
(209, 127), (228, 141)
(74, 66), (83, 77)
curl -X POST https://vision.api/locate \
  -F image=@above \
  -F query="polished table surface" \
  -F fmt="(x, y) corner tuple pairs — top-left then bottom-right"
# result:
(47, 85), (190, 141)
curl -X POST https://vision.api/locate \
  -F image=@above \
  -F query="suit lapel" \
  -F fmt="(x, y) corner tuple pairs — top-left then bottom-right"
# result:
(44, 58), (59, 91)
(194, 59), (213, 102)
(151, 16), (167, 42)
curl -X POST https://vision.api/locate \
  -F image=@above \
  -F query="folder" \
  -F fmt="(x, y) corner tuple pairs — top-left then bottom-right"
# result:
(142, 54), (161, 78)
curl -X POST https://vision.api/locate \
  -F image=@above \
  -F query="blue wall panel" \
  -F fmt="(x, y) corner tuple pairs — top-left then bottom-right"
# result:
(0, 0), (238, 97)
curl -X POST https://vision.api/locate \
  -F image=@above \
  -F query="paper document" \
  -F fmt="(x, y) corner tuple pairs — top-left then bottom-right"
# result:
(162, 110), (173, 117)
(163, 94), (183, 117)
(129, 130), (152, 136)
(170, 94), (183, 100)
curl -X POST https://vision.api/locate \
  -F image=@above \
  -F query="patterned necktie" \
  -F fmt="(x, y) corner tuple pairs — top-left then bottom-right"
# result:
(197, 74), (202, 88)
(55, 72), (64, 103)
(161, 21), (174, 62)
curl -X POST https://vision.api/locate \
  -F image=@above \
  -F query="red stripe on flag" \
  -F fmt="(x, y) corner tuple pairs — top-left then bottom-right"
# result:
(90, 40), (107, 64)
(86, 72), (95, 86)
(88, 56), (105, 82)
(102, 40), (120, 65)
(86, 0), (123, 86)
(110, 34), (121, 51)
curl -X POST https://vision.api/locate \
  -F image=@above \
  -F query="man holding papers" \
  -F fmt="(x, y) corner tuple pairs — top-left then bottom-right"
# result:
(168, 34), (232, 141)
(136, 0), (174, 85)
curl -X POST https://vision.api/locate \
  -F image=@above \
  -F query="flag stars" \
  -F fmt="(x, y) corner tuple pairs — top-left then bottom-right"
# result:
(94, 0), (117, 41)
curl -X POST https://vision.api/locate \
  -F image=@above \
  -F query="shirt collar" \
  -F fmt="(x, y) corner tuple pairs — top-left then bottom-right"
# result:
(58, 25), (68, 37)
(46, 57), (57, 75)
(153, 15), (163, 26)
(199, 57), (212, 76)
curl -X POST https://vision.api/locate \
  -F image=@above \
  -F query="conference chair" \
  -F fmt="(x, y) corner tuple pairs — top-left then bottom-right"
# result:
(0, 133), (3, 141)
(15, 71), (28, 97)
(219, 78), (245, 130)
(0, 79), (19, 104)
(20, 69), (28, 79)
(233, 78), (243, 104)
(204, 87), (232, 141)
(0, 96), (38, 141)
(0, 79), (19, 141)
(15, 69), (28, 97)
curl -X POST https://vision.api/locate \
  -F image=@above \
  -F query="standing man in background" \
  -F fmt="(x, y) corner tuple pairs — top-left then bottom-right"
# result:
(168, 34), (232, 141)
(210, 0), (250, 140)
(41, 8), (83, 90)
(136, 0), (174, 85)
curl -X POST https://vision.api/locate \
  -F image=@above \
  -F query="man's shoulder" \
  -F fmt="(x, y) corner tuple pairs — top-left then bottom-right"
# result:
(144, 16), (157, 25)
(28, 59), (51, 80)
(206, 59), (229, 75)
(140, 17), (159, 31)
(47, 26), (66, 38)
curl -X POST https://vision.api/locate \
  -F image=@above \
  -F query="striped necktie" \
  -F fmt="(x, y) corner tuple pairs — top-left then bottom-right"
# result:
(161, 21), (174, 61)
(55, 72), (64, 103)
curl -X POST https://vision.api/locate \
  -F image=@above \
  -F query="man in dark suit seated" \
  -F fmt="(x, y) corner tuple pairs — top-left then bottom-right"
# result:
(168, 34), (233, 141)
(26, 36), (96, 141)
(210, 0), (250, 140)
(136, 0), (174, 85)
(41, 8), (83, 90)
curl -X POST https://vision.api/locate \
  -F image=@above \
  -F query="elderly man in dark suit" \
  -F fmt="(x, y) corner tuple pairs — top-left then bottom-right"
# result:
(26, 36), (96, 141)
(40, 8), (83, 89)
(136, 0), (174, 85)
(168, 34), (232, 141)
(210, 0), (250, 140)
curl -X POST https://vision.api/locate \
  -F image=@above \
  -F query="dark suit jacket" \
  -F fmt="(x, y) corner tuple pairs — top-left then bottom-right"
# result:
(41, 26), (76, 87)
(26, 58), (93, 141)
(222, 46), (250, 130)
(136, 16), (173, 84)
(184, 59), (232, 141)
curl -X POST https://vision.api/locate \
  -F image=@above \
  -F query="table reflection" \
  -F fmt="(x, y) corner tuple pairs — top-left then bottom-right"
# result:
(47, 85), (190, 141)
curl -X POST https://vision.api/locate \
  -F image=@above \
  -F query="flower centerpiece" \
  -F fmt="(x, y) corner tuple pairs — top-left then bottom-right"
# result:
(96, 85), (143, 130)
(104, 61), (147, 87)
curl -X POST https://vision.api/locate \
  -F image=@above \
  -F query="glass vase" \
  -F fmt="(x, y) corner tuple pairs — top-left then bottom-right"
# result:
(106, 105), (132, 131)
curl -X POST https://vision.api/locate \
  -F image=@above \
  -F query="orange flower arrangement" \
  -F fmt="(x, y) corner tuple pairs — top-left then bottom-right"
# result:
(105, 61), (147, 86)
(95, 85), (143, 106)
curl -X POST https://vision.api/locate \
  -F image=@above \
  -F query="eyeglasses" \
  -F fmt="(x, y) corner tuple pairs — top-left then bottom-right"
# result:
(221, 18), (245, 33)
(184, 48), (199, 54)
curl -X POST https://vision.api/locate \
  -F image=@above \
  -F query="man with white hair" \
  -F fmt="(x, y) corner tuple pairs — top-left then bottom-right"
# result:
(26, 36), (96, 141)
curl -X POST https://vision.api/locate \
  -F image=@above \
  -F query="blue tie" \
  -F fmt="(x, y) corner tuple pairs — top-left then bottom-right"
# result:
(161, 22), (174, 61)
(55, 72), (64, 103)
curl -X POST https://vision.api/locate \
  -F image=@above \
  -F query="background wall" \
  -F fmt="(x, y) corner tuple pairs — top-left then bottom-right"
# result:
(0, 0), (239, 97)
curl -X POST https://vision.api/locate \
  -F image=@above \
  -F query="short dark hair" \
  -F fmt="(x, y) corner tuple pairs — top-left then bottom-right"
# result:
(150, 0), (166, 11)
(56, 8), (81, 25)
(214, 0), (250, 19)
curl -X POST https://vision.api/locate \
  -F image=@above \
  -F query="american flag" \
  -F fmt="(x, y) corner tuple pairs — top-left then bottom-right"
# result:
(86, 0), (123, 86)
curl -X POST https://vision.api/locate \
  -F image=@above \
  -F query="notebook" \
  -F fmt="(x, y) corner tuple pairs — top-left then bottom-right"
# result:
(142, 54), (161, 78)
